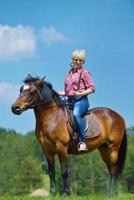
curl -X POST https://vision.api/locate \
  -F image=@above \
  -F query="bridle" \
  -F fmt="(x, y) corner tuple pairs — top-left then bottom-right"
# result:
(19, 82), (44, 108)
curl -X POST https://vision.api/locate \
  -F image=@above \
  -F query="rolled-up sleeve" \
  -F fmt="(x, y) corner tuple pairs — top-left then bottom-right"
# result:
(82, 70), (96, 92)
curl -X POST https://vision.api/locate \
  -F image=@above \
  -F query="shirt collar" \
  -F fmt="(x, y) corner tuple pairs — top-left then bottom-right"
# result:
(71, 65), (83, 72)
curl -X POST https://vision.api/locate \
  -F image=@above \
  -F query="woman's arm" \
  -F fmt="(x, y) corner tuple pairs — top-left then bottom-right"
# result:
(73, 88), (94, 97)
(57, 91), (65, 96)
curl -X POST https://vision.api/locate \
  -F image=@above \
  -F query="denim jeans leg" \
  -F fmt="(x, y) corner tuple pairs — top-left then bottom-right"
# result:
(73, 98), (89, 143)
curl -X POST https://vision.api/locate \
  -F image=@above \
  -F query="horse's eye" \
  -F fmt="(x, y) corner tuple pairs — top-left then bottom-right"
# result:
(30, 91), (35, 95)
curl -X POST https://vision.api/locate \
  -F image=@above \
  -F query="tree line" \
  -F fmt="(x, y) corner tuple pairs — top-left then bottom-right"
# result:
(0, 127), (133, 195)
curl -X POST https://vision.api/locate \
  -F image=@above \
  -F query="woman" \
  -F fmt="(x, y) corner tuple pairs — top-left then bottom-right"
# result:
(58, 49), (96, 151)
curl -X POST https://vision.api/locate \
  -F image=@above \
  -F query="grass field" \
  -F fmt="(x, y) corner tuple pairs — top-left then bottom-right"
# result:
(0, 193), (133, 200)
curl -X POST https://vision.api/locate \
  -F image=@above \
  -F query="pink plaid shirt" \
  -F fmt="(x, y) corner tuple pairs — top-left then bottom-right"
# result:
(64, 66), (95, 96)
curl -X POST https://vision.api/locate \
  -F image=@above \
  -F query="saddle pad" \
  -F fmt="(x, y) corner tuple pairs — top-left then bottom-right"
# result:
(85, 113), (102, 138)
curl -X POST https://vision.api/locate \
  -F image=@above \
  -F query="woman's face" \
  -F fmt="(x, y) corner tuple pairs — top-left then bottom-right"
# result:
(72, 56), (84, 68)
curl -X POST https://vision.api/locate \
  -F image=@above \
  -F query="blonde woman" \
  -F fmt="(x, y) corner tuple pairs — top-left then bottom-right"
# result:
(58, 49), (96, 151)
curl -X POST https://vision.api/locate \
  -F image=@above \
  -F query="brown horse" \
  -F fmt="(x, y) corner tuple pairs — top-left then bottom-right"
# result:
(11, 74), (127, 195)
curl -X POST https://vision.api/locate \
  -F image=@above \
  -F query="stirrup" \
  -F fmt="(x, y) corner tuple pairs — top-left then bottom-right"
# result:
(84, 121), (89, 132)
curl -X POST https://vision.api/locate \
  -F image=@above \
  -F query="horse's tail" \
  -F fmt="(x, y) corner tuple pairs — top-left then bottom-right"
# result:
(117, 129), (127, 177)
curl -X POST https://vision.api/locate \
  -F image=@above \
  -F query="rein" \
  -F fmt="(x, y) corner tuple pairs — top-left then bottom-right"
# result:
(29, 90), (43, 108)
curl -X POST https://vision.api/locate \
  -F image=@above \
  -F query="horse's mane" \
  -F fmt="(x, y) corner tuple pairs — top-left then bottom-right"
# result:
(24, 76), (41, 84)
(24, 76), (65, 108)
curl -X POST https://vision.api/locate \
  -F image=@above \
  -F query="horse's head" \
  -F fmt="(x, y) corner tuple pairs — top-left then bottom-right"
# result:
(11, 74), (52, 115)
(12, 74), (64, 115)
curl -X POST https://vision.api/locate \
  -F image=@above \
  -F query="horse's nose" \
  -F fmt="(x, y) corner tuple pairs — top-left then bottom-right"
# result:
(11, 104), (21, 115)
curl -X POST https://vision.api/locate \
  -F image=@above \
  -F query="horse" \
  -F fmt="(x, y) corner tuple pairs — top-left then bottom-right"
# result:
(11, 74), (127, 195)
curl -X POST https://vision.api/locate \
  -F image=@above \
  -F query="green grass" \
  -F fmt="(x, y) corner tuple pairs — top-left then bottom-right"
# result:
(0, 193), (133, 200)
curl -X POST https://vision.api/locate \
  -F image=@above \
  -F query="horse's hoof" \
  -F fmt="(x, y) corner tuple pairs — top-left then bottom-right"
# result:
(62, 190), (70, 196)
(48, 192), (56, 198)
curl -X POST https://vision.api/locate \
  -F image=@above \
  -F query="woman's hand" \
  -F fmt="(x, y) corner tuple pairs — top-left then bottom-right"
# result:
(73, 88), (94, 97)
(73, 91), (83, 97)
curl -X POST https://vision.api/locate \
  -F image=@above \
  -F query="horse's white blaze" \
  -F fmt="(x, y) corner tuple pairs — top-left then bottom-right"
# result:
(23, 85), (30, 90)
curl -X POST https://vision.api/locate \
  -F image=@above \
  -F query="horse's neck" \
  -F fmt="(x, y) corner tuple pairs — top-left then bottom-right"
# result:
(34, 101), (59, 123)
(34, 101), (65, 139)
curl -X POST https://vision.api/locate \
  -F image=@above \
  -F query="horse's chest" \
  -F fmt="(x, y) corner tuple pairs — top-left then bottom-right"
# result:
(36, 118), (58, 140)
(42, 112), (58, 130)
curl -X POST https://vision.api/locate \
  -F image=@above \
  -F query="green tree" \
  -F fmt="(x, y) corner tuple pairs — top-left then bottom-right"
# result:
(0, 128), (47, 195)
(13, 156), (43, 194)
(122, 135), (134, 192)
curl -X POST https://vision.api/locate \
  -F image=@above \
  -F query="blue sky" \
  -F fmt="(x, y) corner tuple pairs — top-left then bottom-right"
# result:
(0, 0), (134, 134)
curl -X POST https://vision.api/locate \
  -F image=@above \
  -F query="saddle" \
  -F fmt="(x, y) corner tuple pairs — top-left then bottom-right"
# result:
(65, 106), (102, 140)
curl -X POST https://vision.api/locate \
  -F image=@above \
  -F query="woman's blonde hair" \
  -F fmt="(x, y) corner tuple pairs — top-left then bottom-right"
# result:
(72, 49), (86, 63)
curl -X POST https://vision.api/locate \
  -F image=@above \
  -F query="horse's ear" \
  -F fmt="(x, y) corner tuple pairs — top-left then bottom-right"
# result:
(42, 76), (46, 80)
(26, 73), (32, 80)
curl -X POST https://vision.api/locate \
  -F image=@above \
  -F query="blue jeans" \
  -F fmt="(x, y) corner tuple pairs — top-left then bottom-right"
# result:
(68, 96), (89, 143)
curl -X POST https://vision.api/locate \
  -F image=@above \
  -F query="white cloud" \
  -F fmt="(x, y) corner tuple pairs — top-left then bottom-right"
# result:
(39, 26), (70, 46)
(0, 25), (36, 60)
(0, 25), (71, 60)
(0, 82), (19, 103)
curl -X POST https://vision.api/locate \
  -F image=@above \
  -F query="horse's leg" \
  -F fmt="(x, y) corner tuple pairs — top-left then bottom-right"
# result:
(98, 144), (111, 172)
(99, 144), (118, 195)
(45, 153), (56, 195)
(57, 142), (70, 195)
(108, 130), (127, 195)
(108, 148), (119, 196)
